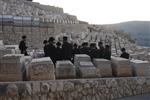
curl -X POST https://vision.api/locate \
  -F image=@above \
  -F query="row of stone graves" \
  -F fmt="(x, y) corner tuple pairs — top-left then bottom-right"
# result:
(0, 53), (150, 82)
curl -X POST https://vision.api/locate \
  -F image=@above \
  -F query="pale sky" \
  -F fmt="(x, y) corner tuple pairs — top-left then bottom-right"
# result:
(34, 0), (150, 24)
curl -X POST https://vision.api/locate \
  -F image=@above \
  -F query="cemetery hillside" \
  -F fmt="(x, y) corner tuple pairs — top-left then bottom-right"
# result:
(0, 0), (150, 100)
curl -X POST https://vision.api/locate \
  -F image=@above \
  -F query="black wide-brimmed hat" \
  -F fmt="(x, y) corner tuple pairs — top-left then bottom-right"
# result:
(48, 37), (55, 42)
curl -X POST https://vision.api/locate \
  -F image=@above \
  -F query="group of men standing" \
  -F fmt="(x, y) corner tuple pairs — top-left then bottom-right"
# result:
(43, 36), (112, 63)
(43, 36), (72, 63)
(19, 35), (130, 64)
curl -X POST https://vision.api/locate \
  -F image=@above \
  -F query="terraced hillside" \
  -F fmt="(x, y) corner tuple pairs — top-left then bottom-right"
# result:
(0, 0), (142, 54)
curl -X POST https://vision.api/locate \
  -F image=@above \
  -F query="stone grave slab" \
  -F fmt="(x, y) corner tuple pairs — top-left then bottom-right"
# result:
(138, 52), (146, 60)
(111, 57), (132, 77)
(148, 53), (150, 61)
(20, 56), (32, 81)
(93, 59), (112, 77)
(130, 54), (139, 59)
(0, 40), (5, 49)
(78, 61), (100, 78)
(5, 45), (20, 54)
(74, 54), (91, 67)
(0, 54), (24, 81)
(27, 57), (55, 81)
(130, 60), (150, 76)
(0, 49), (12, 58)
(56, 60), (76, 79)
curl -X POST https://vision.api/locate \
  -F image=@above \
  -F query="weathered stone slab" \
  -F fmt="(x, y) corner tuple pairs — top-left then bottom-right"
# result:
(23, 27), (31, 33)
(138, 52), (146, 60)
(20, 56), (32, 81)
(31, 51), (45, 58)
(93, 59), (112, 77)
(0, 54), (24, 82)
(5, 45), (20, 54)
(148, 53), (150, 61)
(27, 57), (55, 81)
(130, 53), (146, 60)
(130, 60), (150, 76)
(74, 54), (91, 67)
(14, 26), (23, 33)
(79, 61), (99, 78)
(130, 54), (139, 59)
(56, 61), (76, 79)
(111, 57), (132, 77)
(0, 49), (12, 58)
(3, 26), (13, 33)
(0, 40), (4, 49)
(0, 25), (2, 33)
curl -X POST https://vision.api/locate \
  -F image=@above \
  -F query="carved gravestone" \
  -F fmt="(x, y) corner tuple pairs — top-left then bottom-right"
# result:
(74, 54), (91, 77)
(27, 57), (55, 81)
(111, 57), (132, 77)
(78, 61), (99, 78)
(56, 61), (76, 79)
(130, 60), (150, 76)
(0, 54), (24, 82)
(93, 59), (112, 77)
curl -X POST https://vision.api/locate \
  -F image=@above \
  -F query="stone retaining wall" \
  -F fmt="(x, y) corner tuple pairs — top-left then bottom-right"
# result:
(0, 77), (150, 100)
(0, 24), (88, 49)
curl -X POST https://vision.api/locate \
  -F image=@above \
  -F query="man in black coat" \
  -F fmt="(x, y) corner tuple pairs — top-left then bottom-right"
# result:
(89, 43), (98, 60)
(120, 48), (130, 59)
(72, 43), (80, 55)
(104, 45), (111, 60)
(43, 40), (49, 57)
(62, 36), (72, 61)
(80, 42), (90, 55)
(55, 42), (62, 61)
(47, 37), (56, 63)
(19, 35), (28, 56)
(97, 41), (105, 58)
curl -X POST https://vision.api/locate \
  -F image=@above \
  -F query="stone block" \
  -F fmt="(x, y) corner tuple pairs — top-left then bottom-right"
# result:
(0, 40), (4, 49)
(23, 27), (31, 33)
(111, 57), (132, 77)
(93, 59), (112, 77)
(0, 25), (2, 32)
(48, 28), (54, 33)
(74, 54), (91, 67)
(148, 53), (150, 61)
(130, 54), (139, 59)
(3, 25), (13, 33)
(56, 61), (76, 79)
(5, 45), (20, 54)
(27, 57), (55, 81)
(130, 60), (150, 76)
(33, 51), (45, 58)
(14, 26), (23, 33)
(20, 56), (32, 81)
(138, 52), (146, 60)
(32, 27), (40, 33)
(0, 54), (24, 82)
(0, 49), (12, 58)
(40, 27), (48, 33)
(78, 61), (99, 78)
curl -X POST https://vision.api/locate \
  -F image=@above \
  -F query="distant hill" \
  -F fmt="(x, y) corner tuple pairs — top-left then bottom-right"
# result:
(105, 21), (150, 47)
